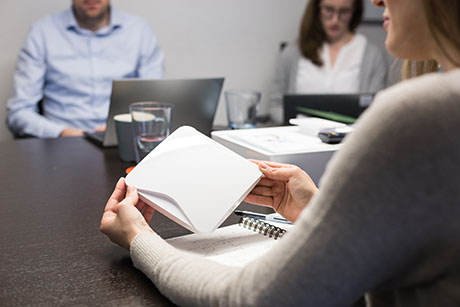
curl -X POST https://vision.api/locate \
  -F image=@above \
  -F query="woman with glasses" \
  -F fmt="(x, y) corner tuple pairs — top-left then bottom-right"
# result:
(269, 0), (387, 123)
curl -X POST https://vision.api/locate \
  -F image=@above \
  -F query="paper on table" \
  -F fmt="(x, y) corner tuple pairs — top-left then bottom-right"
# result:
(167, 223), (292, 267)
(289, 117), (346, 136)
(126, 126), (262, 234)
(229, 129), (324, 154)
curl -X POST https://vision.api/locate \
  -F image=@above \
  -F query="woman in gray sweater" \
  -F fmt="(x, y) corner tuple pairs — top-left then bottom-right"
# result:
(101, 0), (460, 306)
(269, 0), (387, 123)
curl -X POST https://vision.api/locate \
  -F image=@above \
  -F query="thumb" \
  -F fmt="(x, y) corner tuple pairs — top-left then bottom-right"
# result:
(119, 185), (139, 207)
(259, 162), (299, 181)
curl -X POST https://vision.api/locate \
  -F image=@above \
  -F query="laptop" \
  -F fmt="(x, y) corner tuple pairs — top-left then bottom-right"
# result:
(283, 93), (375, 125)
(85, 77), (224, 147)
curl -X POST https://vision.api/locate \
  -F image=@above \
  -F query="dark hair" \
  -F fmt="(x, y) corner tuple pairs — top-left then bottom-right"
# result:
(298, 0), (363, 67)
(402, 0), (460, 78)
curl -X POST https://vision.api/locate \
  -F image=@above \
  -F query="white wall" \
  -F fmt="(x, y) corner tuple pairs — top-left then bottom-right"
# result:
(0, 0), (390, 141)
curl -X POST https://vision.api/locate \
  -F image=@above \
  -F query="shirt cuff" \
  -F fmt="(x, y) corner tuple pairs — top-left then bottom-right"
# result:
(37, 119), (68, 138)
(21, 117), (68, 138)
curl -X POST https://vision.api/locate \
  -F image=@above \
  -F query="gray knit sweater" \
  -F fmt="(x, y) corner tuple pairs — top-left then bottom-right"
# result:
(131, 69), (460, 307)
(269, 39), (388, 123)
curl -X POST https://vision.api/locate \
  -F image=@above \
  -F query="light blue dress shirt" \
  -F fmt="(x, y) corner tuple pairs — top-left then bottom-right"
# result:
(6, 7), (164, 138)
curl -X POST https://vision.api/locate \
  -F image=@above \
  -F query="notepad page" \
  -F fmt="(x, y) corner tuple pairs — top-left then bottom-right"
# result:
(166, 224), (283, 267)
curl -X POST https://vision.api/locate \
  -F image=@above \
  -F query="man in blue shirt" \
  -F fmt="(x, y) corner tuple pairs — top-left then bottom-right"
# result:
(6, 0), (164, 138)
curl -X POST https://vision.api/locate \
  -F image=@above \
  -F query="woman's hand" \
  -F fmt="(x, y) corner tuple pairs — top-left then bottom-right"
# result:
(245, 160), (318, 222)
(100, 178), (155, 249)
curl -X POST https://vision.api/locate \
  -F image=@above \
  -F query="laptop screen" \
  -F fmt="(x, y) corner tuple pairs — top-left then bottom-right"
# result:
(283, 93), (375, 125)
(101, 78), (224, 146)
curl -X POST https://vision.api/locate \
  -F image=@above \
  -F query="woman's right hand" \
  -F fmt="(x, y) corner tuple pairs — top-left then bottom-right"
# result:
(244, 160), (318, 222)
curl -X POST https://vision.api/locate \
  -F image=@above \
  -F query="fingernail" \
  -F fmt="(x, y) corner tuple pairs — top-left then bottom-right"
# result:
(259, 162), (269, 170)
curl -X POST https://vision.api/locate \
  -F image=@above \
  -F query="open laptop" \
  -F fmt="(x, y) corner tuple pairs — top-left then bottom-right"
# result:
(85, 78), (224, 147)
(283, 93), (375, 125)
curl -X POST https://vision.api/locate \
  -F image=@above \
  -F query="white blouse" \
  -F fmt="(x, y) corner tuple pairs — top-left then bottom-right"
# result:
(295, 33), (367, 93)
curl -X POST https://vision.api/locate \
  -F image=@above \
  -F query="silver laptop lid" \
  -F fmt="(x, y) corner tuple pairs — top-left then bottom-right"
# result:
(103, 78), (224, 146)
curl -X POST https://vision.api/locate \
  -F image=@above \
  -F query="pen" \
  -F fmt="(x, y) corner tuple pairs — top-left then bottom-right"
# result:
(234, 210), (293, 225)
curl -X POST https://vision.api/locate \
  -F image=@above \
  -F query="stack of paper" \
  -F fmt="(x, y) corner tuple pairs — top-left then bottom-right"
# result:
(126, 126), (262, 234)
(289, 117), (346, 136)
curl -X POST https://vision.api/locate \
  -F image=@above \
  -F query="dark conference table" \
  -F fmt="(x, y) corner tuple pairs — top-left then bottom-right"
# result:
(0, 137), (263, 306)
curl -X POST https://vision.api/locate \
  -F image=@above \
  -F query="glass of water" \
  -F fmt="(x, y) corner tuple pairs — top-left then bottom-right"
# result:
(225, 89), (261, 129)
(130, 102), (173, 163)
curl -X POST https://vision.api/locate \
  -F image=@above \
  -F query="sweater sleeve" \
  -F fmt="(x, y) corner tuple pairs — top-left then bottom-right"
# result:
(131, 72), (460, 307)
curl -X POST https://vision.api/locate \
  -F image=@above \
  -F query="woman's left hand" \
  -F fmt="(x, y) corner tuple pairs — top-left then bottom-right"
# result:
(100, 177), (155, 249)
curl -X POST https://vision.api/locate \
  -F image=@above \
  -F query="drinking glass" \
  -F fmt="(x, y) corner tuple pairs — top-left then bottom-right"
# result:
(225, 89), (261, 129)
(130, 102), (173, 163)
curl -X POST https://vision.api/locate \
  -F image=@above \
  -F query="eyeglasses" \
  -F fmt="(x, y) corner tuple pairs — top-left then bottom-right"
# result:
(320, 5), (353, 21)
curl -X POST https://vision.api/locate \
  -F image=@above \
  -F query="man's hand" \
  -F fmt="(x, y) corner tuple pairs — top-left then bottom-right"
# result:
(59, 128), (84, 137)
(94, 125), (106, 132)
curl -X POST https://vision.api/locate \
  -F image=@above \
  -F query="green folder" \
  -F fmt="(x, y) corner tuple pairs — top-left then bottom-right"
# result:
(296, 106), (357, 124)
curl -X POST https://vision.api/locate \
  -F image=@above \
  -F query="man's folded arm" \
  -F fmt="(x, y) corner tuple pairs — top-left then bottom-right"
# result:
(6, 25), (66, 138)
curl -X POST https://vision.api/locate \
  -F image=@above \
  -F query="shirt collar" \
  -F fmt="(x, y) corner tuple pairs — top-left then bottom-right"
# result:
(65, 6), (122, 36)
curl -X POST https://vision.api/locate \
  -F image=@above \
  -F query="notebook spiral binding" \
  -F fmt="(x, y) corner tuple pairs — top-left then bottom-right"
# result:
(238, 216), (287, 240)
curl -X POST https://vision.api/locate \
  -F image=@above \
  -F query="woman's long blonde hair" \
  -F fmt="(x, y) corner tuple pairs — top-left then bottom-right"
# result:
(402, 0), (460, 79)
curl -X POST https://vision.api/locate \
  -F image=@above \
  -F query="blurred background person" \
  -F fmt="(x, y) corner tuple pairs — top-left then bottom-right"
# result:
(6, 0), (164, 138)
(270, 0), (387, 123)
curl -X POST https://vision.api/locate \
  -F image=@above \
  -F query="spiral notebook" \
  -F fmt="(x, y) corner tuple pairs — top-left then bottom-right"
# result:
(166, 216), (292, 267)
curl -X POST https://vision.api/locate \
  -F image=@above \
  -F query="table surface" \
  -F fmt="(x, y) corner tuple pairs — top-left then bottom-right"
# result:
(0, 137), (267, 306)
